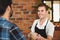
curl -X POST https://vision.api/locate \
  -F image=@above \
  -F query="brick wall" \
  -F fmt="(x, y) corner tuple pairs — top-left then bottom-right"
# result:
(10, 0), (39, 35)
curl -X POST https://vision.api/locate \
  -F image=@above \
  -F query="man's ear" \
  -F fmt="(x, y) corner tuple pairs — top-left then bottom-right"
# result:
(6, 6), (11, 13)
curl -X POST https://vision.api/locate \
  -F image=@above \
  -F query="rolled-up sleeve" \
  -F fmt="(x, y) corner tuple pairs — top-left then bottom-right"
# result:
(47, 22), (55, 38)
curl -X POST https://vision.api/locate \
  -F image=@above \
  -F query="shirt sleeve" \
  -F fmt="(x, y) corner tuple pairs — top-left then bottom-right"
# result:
(47, 22), (55, 38)
(31, 20), (38, 32)
(9, 24), (26, 40)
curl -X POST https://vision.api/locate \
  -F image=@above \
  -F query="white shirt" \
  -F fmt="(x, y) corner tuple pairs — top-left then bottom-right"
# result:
(31, 19), (55, 38)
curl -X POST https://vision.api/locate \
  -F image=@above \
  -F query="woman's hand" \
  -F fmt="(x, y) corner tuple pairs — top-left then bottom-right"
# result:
(37, 34), (42, 40)
(30, 32), (42, 40)
(30, 32), (38, 40)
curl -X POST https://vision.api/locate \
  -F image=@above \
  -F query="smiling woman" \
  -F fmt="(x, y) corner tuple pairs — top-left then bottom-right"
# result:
(30, 3), (55, 40)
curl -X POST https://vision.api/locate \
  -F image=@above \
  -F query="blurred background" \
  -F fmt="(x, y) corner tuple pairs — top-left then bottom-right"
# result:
(10, 0), (60, 40)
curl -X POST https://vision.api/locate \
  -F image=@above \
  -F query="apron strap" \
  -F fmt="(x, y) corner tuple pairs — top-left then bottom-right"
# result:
(44, 20), (48, 29)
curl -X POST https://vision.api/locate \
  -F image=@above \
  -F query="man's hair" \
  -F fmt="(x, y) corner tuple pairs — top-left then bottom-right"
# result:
(37, 3), (49, 11)
(0, 0), (12, 16)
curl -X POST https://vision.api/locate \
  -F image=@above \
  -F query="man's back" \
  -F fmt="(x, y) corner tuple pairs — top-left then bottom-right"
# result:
(0, 17), (26, 40)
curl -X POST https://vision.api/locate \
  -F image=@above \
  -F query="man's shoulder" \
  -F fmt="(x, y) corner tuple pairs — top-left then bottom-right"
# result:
(3, 20), (17, 28)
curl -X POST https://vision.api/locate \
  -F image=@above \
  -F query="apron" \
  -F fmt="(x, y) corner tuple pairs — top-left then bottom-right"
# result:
(35, 20), (48, 38)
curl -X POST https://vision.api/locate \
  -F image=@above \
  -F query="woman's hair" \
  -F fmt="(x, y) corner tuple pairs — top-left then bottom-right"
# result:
(37, 3), (49, 11)
(0, 0), (12, 16)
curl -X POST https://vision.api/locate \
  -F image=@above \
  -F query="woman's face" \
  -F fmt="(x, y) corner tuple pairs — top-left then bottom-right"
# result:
(37, 6), (48, 19)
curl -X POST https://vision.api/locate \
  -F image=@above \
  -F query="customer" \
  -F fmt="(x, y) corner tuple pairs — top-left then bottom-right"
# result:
(0, 0), (26, 40)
